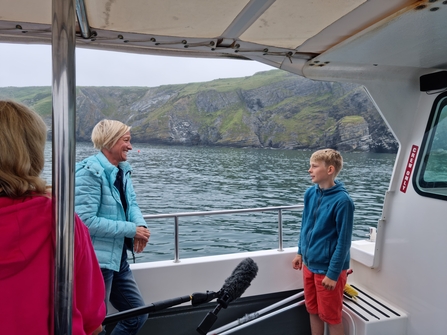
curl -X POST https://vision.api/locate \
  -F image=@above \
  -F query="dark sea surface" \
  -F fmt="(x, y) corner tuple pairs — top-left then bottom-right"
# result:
(43, 142), (395, 262)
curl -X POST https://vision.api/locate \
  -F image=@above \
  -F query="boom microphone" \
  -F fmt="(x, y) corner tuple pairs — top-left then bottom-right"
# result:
(217, 257), (259, 308)
(196, 258), (259, 335)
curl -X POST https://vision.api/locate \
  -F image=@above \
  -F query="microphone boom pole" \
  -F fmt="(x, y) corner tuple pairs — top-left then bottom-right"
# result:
(103, 290), (219, 325)
(103, 295), (192, 325)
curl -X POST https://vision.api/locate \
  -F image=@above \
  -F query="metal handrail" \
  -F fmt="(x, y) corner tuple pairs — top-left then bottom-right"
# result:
(143, 205), (303, 263)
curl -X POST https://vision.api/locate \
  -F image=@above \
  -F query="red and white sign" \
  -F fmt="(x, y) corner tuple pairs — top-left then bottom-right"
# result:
(400, 145), (419, 193)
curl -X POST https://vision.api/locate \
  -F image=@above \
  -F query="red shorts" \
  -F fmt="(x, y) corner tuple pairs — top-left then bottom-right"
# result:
(303, 265), (347, 324)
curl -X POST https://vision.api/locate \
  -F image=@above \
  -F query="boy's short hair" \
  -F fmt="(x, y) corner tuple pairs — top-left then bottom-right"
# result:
(310, 149), (343, 177)
(91, 119), (131, 150)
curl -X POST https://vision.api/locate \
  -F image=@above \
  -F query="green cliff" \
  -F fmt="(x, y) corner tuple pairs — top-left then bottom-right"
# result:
(0, 70), (397, 153)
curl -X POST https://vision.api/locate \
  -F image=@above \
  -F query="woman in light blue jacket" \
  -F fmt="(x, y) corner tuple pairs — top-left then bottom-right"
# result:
(75, 119), (150, 335)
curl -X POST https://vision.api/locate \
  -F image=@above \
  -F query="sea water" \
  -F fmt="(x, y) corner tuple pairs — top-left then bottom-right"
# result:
(43, 142), (395, 262)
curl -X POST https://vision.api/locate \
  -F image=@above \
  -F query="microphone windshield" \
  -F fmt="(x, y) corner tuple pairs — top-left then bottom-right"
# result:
(219, 258), (258, 305)
(196, 258), (259, 334)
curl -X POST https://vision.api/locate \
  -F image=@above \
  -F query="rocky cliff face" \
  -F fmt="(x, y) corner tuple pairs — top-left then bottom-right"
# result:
(0, 70), (398, 153)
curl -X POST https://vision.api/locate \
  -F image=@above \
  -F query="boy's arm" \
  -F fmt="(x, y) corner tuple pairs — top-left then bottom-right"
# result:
(326, 198), (355, 281)
(294, 218), (304, 270)
(321, 276), (338, 290)
(293, 188), (311, 271)
(292, 254), (303, 270)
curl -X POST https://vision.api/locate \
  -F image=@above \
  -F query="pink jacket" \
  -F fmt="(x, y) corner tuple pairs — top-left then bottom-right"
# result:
(0, 195), (106, 334)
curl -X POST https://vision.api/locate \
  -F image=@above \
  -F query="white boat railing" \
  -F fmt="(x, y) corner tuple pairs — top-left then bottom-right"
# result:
(143, 205), (304, 263)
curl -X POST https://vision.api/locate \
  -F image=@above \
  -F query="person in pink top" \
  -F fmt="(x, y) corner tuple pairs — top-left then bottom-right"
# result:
(0, 100), (106, 335)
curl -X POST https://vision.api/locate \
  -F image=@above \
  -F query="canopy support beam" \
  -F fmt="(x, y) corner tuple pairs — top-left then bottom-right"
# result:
(52, 0), (77, 334)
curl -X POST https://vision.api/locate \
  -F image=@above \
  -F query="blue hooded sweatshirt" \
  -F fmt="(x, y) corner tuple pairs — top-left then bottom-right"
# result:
(298, 180), (354, 281)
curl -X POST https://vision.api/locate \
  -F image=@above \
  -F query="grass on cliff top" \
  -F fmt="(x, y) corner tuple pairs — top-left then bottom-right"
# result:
(0, 86), (50, 100)
(176, 69), (289, 95)
(32, 96), (52, 117)
(0, 87), (52, 117)
(339, 115), (365, 124)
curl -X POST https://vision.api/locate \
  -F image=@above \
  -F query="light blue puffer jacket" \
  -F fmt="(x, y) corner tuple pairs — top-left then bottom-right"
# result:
(75, 152), (147, 271)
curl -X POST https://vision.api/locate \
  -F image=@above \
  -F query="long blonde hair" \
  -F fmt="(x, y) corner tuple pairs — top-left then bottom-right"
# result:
(0, 100), (48, 197)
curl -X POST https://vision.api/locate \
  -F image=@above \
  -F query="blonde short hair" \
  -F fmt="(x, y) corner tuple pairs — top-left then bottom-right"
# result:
(310, 149), (343, 177)
(91, 119), (131, 150)
(0, 100), (48, 197)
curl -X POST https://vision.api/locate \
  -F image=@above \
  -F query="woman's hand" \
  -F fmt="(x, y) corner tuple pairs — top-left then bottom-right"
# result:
(134, 227), (150, 253)
(92, 325), (102, 335)
(135, 226), (150, 240)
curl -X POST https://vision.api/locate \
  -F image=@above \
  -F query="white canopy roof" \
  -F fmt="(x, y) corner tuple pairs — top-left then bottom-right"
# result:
(2, 0), (439, 77)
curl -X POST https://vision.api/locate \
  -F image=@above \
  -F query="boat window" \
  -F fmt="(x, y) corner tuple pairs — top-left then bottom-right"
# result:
(414, 92), (447, 199)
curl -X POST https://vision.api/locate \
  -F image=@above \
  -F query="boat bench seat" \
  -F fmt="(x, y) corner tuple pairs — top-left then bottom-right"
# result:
(341, 284), (407, 335)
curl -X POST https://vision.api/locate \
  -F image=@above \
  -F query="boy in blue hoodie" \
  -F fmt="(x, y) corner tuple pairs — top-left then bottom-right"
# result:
(292, 149), (354, 335)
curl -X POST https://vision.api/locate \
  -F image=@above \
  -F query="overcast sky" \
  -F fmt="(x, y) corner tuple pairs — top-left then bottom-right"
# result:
(0, 43), (275, 87)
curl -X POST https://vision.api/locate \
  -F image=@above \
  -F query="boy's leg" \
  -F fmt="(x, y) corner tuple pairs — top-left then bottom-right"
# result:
(303, 266), (325, 335)
(316, 270), (347, 334)
(327, 322), (344, 335)
(309, 313), (324, 335)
